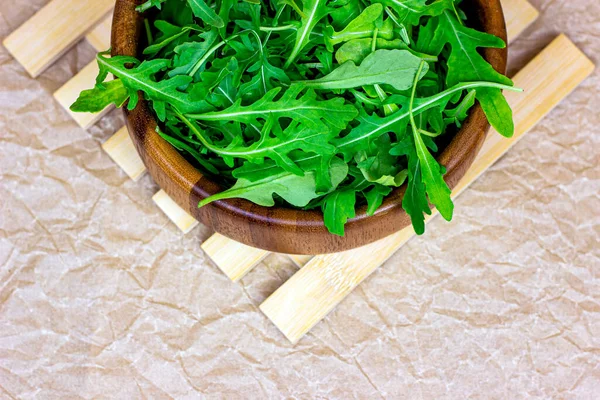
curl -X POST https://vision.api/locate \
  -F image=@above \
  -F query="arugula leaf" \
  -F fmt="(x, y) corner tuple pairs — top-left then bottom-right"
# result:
(375, 0), (453, 29)
(91, 53), (213, 120)
(391, 135), (430, 234)
(138, 0), (224, 28)
(431, 11), (515, 137)
(444, 89), (476, 128)
(187, 0), (224, 28)
(284, 0), (332, 68)
(324, 4), (394, 51)
(322, 189), (357, 236)
(199, 157), (348, 207)
(70, 79), (129, 113)
(364, 184), (393, 216)
(143, 21), (202, 56)
(186, 85), (357, 131)
(299, 49), (428, 90)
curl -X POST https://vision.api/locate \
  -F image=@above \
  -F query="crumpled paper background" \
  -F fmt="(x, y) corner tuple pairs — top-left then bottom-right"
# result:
(1, 0), (599, 398)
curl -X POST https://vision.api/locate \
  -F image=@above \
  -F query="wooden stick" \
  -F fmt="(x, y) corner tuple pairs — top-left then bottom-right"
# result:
(503, 0), (539, 43)
(199, 0), (539, 281)
(3, 0), (114, 77)
(152, 190), (199, 234)
(53, 16), (113, 129)
(85, 15), (113, 52)
(102, 127), (147, 182)
(260, 35), (596, 343)
(201, 235), (270, 281)
(54, 62), (106, 129)
(288, 255), (313, 268)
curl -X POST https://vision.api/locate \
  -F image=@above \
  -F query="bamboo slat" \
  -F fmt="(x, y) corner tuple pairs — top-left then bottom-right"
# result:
(289, 255), (314, 268)
(199, 0), (539, 282)
(201, 235), (270, 281)
(53, 15), (113, 129)
(503, 0), (539, 43)
(85, 16), (112, 52)
(260, 35), (595, 343)
(101, 127), (147, 182)
(152, 190), (199, 234)
(3, 0), (114, 77)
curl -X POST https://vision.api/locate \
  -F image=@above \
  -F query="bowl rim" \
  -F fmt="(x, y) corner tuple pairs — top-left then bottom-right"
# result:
(112, 0), (508, 254)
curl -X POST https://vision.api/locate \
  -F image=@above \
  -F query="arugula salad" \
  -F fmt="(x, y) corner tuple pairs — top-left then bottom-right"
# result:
(72, 0), (519, 236)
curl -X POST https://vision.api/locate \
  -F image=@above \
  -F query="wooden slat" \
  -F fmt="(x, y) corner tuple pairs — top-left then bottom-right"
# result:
(503, 0), (539, 43)
(54, 62), (105, 129)
(200, 0), (539, 281)
(54, 16), (113, 129)
(3, 0), (114, 77)
(201, 235), (270, 281)
(85, 15), (113, 52)
(289, 255), (313, 268)
(153, 190), (199, 234)
(102, 127), (147, 182)
(260, 35), (596, 343)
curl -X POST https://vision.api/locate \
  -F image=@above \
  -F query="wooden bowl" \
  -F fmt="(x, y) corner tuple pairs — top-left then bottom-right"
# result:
(112, 0), (508, 255)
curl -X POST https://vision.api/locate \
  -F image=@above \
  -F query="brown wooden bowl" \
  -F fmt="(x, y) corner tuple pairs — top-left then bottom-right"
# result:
(112, 0), (508, 255)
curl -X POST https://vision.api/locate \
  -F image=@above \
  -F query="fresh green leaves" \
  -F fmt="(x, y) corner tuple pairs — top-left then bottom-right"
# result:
(284, 0), (332, 68)
(199, 156), (348, 208)
(427, 11), (515, 137)
(299, 50), (428, 90)
(72, 0), (518, 237)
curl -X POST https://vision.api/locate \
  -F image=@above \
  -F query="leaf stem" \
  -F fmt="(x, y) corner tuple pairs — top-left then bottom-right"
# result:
(260, 24), (296, 32)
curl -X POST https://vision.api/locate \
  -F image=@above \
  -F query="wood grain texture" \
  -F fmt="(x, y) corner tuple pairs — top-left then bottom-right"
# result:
(3, 0), (114, 77)
(289, 255), (313, 268)
(54, 61), (106, 129)
(102, 127), (147, 182)
(117, 0), (507, 255)
(201, 235), (269, 281)
(260, 35), (596, 343)
(53, 15), (114, 129)
(503, 0), (538, 42)
(153, 190), (199, 234)
(85, 15), (113, 52)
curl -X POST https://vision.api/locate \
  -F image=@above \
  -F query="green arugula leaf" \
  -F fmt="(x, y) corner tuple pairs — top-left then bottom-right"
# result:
(390, 135), (430, 234)
(299, 49), (428, 91)
(143, 21), (202, 56)
(324, 4), (394, 51)
(431, 11), (515, 137)
(284, 0), (332, 68)
(187, 0), (224, 28)
(322, 189), (357, 236)
(364, 184), (393, 216)
(375, 0), (453, 29)
(186, 85), (357, 131)
(199, 157), (348, 207)
(70, 79), (129, 113)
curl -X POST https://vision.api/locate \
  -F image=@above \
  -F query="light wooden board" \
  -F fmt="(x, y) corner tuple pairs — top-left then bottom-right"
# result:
(202, 235), (270, 281)
(85, 15), (112, 52)
(54, 62), (105, 129)
(503, 0), (539, 43)
(289, 255), (313, 268)
(53, 15), (114, 129)
(200, 0), (539, 281)
(102, 127), (147, 182)
(260, 35), (596, 343)
(3, 0), (114, 77)
(153, 190), (199, 234)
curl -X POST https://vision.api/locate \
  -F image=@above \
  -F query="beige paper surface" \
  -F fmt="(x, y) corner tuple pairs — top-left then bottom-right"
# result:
(1, 1), (599, 398)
